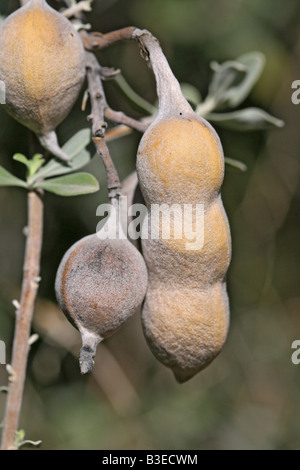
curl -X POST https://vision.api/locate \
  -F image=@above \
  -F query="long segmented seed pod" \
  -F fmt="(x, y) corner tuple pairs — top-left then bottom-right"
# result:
(135, 31), (231, 382)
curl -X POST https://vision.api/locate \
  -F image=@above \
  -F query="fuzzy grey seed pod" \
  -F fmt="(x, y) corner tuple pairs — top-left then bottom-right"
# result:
(0, 0), (86, 162)
(55, 234), (148, 374)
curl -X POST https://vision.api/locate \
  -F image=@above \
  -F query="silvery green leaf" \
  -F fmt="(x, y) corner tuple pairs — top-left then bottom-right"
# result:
(227, 52), (265, 107)
(28, 154), (45, 179)
(180, 83), (202, 106)
(115, 74), (157, 115)
(207, 52), (265, 110)
(13, 153), (45, 182)
(13, 154), (29, 167)
(14, 429), (25, 448)
(35, 149), (91, 180)
(224, 157), (248, 172)
(14, 429), (42, 449)
(62, 128), (91, 158)
(208, 60), (246, 106)
(18, 439), (42, 449)
(34, 129), (92, 180)
(37, 173), (99, 196)
(207, 108), (284, 131)
(0, 166), (27, 188)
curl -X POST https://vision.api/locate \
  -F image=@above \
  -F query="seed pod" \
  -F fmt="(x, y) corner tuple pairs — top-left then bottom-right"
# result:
(55, 230), (148, 374)
(0, 0), (86, 162)
(135, 33), (231, 382)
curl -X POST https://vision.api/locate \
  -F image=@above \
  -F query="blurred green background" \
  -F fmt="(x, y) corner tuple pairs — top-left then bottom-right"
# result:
(1, 0), (300, 450)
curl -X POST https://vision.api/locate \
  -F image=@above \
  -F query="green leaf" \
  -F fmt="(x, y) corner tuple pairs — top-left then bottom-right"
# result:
(225, 157), (248, 172)
(0, 166), (27, 188)
(227, 52), (266, 108)
(62, 128), (91, 159)
(180, 83), (202, 106)
(35, 150), (91, 180)
(115, 74), (157, 115)
(207, 52), (265, 110)
(37, 173), (99, 196)
(15, 429), (26, 448)
(206, 108), (284, 131)
(28, 154), (45, 180)
(34, 129), (92, 180)
(13, 153), (30, 167)
(31, 154), (45, 171)
(14, 153), (45, 181)
(207, 61), (246, 110)
(18, 439), (42, 449)
(14, 429), (42, 449)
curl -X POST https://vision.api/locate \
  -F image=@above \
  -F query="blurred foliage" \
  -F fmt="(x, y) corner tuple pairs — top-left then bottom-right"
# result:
(1, 0), (300, 450)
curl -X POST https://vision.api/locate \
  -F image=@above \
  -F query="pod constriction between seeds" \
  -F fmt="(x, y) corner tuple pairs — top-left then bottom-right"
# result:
(135, 32), (231, 382)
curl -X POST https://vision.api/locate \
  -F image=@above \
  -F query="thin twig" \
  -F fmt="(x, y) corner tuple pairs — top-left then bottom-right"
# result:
(62, 0), (93, 18)
(105, 116), (153, 142)
(93, 137), (121, 198)
(1, 191), (43, 450)
(105, 124), (133, 142)
(85, 52), (148, 135)
(85, 51), (121, 199)
(82, 27), (135, 51)
(105, 108), (148, 133)
(61, 0), (87, 28)
(85, 50), (150, 198)
(85, 52), (107, 138)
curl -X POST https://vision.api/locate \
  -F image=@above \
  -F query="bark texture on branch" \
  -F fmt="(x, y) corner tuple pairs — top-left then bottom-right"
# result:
(1, 191), (43, 450)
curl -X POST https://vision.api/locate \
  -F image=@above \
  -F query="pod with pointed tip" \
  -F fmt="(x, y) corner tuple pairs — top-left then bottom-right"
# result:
(55, 230), (148, 374)
(0, 0), (85, 162)
(135, 33), (231, 382)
